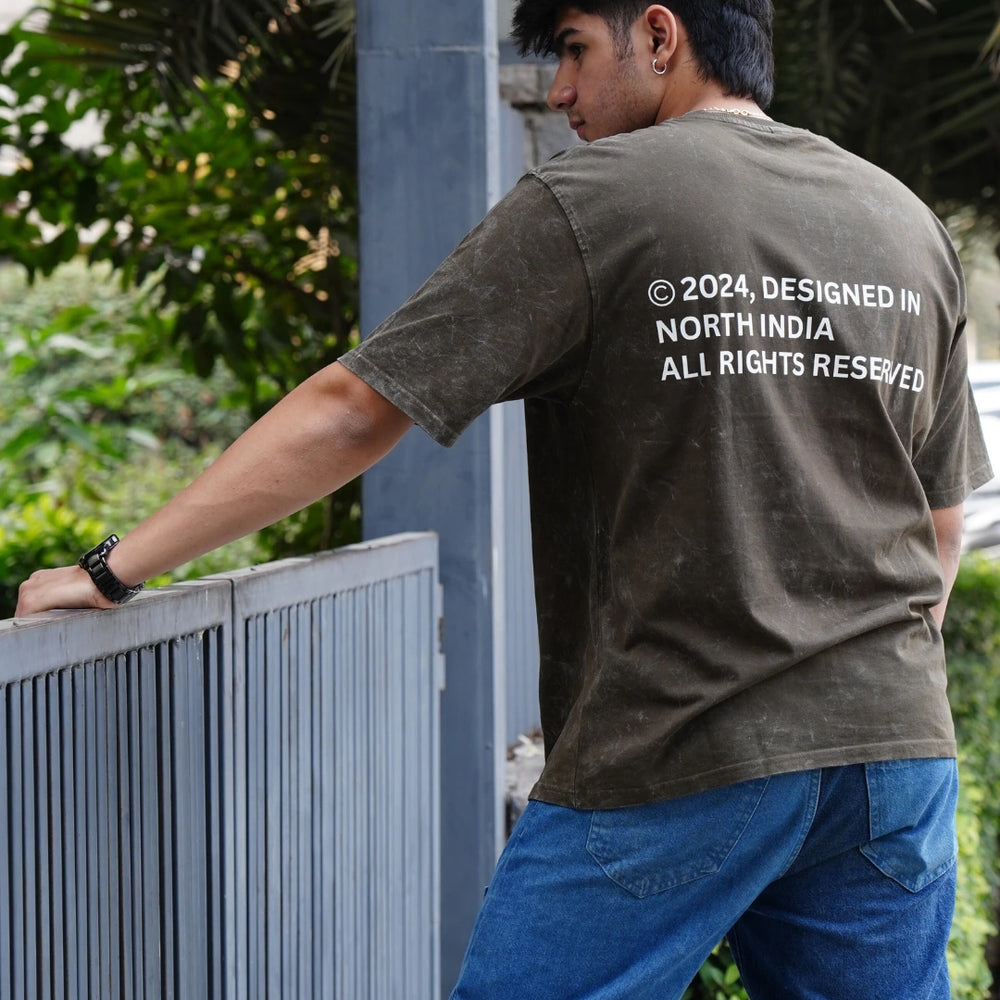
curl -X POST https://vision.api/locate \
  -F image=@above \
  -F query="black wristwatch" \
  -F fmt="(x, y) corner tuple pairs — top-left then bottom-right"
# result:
(78, 534), (145, 604)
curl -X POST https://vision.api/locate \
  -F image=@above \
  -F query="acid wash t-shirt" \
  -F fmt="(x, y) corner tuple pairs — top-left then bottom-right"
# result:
(341, 112), (992, 809)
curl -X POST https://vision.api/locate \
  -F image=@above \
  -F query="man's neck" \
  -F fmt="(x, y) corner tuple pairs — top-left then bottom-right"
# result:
(657, 86), (768, 124)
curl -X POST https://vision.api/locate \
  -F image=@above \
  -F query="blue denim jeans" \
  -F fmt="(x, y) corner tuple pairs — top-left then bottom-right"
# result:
(450, 759), (957, 1000)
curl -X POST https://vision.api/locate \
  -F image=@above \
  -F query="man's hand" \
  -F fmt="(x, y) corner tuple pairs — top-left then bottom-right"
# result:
(16, 564), (116, 617)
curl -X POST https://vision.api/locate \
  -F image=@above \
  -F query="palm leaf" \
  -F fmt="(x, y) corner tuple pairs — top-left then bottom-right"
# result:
(15, 0), (358, 158)
(32, 0), (293, 102)
(981, 17), (1000, 70)
(773, 0), (999, 227)
(312, 0), (356, 84)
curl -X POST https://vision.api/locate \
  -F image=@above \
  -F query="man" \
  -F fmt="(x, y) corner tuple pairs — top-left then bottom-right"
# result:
(17, 2), (992, 997)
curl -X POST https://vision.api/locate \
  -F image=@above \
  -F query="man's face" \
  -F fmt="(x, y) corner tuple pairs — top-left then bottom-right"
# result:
(546, 7), (662, 142)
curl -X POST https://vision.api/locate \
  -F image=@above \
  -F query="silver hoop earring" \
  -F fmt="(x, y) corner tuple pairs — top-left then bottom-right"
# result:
(652, 56), (667, 75)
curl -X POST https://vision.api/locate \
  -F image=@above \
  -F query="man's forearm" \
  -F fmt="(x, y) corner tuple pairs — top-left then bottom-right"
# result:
(930, 503), (964, 628)
(105, 362), (411, 584)
(16, 362), (412, 615)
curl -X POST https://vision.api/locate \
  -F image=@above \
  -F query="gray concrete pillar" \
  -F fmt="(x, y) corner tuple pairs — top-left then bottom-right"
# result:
(356, 3), (508, 993)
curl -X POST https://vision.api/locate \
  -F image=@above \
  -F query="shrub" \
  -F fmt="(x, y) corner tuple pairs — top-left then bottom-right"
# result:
(0, 257), (360, 617)
(0, 260), (267, 616)
(683, 942), (747, 1000)
(0, 494), (106, 615)
(950, 760), (997, 1000)
(944, 554), (1000, 998)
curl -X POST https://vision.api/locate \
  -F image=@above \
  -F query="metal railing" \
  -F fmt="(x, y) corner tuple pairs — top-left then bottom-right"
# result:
(0, 533), (444, 1000)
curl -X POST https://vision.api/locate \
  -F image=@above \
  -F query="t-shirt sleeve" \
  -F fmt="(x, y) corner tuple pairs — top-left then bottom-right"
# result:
(339, 174), (591, 447)
(913, 315), (993, 509)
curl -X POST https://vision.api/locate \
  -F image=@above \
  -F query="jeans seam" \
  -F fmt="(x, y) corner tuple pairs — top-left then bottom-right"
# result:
(773, 767), (823, 880)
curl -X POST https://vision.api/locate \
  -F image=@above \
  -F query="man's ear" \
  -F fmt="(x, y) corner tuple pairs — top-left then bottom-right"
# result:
(643, 4), (680, 64)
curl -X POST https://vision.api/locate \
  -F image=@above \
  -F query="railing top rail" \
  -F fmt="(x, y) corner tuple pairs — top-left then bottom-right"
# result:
(0, 532), (438, 685)
(0, 580), (233, 684)
(213, 531), (440, 611)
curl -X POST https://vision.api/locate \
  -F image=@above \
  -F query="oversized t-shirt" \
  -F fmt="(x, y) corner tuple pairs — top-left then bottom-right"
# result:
(341, 112), (993, 809)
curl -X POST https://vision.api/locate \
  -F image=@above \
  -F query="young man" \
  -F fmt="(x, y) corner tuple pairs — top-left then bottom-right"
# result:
(17, 2), (991, 997)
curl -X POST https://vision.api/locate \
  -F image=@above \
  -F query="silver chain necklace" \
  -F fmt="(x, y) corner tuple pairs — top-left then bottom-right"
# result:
(698, 106), (766, 118)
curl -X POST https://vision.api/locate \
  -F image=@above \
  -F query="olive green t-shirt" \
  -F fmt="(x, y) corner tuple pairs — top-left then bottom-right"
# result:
(341, 113), (992, 809)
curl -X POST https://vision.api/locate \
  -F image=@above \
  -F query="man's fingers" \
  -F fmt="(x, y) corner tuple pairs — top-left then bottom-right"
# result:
(15, 565), (114, 617)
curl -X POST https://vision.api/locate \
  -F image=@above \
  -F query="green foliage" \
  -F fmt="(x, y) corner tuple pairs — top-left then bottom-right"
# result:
(0, 260), (246, 499)
(0, 0), (363, 569)
(950, 760), (997, 1000)
(0, 3), (359, 418)
(683, 942), (748, 1000)
(943, 550), (1000, 1000)
(942, 555), (1000, 999)
(0, 494), (105, 615)
(0, 259), (306, 618)
(36, 0), (290, 108)
(943, 554), (1000, 665)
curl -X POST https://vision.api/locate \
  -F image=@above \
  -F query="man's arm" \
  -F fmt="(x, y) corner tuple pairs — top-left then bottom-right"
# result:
(930, 502), (964, 628)
(15, 362), (413, 616)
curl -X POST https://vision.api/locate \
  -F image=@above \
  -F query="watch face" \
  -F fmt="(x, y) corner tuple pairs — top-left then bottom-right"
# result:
(96, 534), (119, 558)
(81, 534), (119, 564)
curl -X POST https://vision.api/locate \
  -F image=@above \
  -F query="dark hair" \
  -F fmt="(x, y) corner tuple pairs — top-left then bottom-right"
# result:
(511, 0), (775, 108)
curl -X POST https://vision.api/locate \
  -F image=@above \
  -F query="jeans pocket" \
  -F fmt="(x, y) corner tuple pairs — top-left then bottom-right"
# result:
(585, 777), (769, 898)
(860, 758), (958, 893)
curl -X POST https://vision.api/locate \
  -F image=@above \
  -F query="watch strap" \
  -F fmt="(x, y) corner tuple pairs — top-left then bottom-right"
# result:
(78, 534), (145, 605)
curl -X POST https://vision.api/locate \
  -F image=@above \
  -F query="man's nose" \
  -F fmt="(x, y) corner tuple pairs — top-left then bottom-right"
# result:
(547, 78), (577, 112)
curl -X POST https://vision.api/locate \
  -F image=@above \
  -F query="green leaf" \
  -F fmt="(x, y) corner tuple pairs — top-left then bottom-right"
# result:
(0, 424), (48, 461)
(124, 426), (161, 450)
(45, 333), (114, 360)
